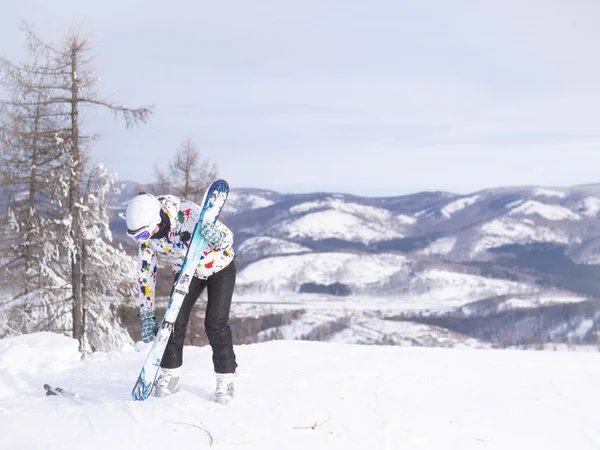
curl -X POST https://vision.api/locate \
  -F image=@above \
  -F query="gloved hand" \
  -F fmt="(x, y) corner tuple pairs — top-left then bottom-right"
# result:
(200, 223), (225, 248)
(140, 310), (157, 343)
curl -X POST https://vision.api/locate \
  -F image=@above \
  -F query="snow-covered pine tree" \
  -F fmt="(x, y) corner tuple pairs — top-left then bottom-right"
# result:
(0, 23), (152, 350)
(80, 164), (135, 352)
(0, 46), (72, 339)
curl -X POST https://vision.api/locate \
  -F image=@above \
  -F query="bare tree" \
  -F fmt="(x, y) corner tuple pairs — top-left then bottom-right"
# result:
(153, 139), (217, 337)
(155, 138), (217, 203)
(0, 23), (153, 350)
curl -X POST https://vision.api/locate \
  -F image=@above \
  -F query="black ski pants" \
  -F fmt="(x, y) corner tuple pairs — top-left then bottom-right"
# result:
(161, 260), (238, 373)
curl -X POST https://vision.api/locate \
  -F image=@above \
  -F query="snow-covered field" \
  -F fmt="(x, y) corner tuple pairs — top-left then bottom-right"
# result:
(472, 218), (570, 255)
(402, 269), (533, 310)
(237, 252), (408, 293)
(2, 332), (600, 450)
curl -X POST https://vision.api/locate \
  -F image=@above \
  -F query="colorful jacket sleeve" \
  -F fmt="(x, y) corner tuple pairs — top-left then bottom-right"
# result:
(210, 220), (234, 251)
(137, 241), (158, 314)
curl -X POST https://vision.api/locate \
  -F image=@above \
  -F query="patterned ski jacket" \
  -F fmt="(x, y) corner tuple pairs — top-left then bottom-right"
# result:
(136, 195), (234, 314)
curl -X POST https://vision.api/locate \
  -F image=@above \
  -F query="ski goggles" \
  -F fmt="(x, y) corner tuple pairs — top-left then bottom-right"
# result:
(127, 225), (153, 242)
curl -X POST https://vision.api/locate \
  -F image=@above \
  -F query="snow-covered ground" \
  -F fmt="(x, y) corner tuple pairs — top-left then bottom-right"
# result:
(237, 252), (408, 293)
(472, 218), (570, 255)
(2, 332), (600, 450)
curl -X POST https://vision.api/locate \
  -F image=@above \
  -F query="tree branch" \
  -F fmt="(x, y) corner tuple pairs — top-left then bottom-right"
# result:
(78, 98), (154, 128)
(292, 417), (332, 430)
(172, 422), (214, 446)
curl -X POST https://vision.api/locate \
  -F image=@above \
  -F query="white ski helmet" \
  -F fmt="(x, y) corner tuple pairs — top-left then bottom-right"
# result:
(125, 193), (162, 242)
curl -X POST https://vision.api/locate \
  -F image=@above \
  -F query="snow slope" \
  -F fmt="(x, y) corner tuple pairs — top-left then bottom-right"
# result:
(458, 293), (588, 317)
(327, 315), (490, 348)
(418, 236), (457, 256)
(237, 236), (311, 260)
(289, 199), (388, 220)
(507, 200), (580, 221)
(253, 310), (490, 348)
(395, 213), (417, 225)
(532, 188), (566, 199)
(2, 332), (600, 450)
(223, 192), (275, 215)
(237, 252), (408, 292)
(402, 269), (532, 309)
(578, 196), (600, 217)
(275, 199), (403, 243)
(440, 195), (481, 218)
(472, 218), (569, 255)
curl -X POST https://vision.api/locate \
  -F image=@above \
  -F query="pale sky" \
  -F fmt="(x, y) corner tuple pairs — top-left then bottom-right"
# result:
(1, 0), (600, 196)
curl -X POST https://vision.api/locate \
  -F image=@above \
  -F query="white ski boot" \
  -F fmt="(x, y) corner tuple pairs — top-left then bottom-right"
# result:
(154, 367), (181, 398)
(215, 373), (235, 404)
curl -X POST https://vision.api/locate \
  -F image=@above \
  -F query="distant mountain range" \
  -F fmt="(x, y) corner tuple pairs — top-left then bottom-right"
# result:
(109, 182), (600, 294)
(109, 182), (600, 346)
